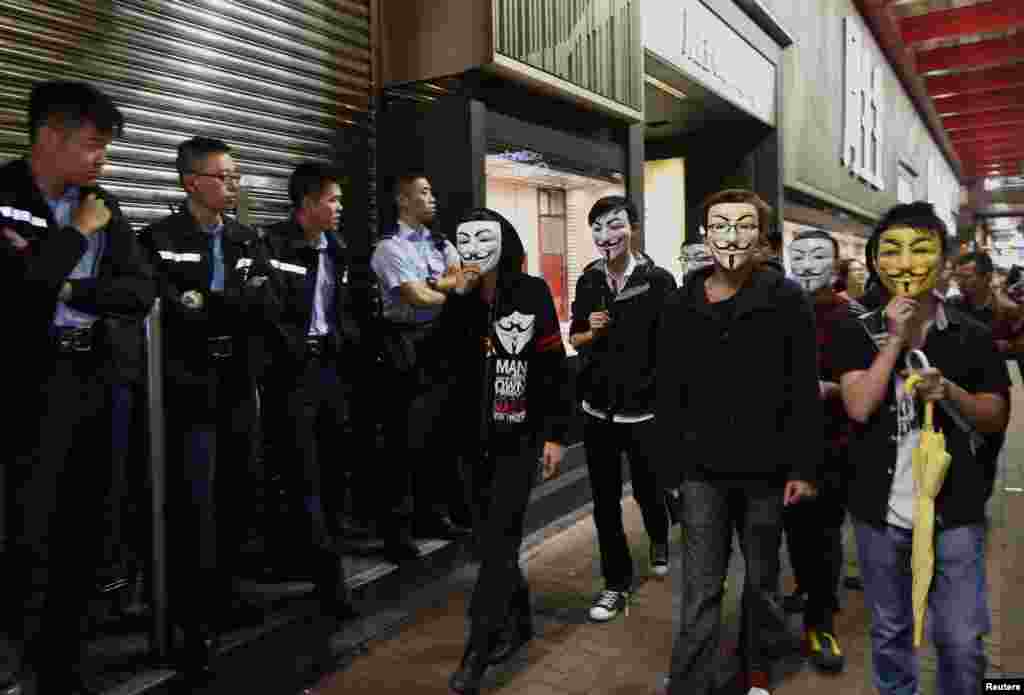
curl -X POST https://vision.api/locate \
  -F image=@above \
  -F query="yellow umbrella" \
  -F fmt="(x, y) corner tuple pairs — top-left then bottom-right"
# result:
(903, 350), (953, 648)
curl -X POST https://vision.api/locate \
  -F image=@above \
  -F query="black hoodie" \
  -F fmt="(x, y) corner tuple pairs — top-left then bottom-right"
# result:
(444, 210), (571, 448)
(655, 264), (822, 488)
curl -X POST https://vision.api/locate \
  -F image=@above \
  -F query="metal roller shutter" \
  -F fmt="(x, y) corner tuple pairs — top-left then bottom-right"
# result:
(0, 0), (373, 229)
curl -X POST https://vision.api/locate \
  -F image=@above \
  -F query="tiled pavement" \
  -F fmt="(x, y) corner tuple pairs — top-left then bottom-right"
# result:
(311, 375), (1024, 695)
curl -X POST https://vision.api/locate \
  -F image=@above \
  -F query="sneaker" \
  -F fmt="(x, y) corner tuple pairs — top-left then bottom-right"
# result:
(650, 543), (669, 577)
(803, 627), (845, 672)
(589, 589), (629, 622)
(748, 670), (771, 695)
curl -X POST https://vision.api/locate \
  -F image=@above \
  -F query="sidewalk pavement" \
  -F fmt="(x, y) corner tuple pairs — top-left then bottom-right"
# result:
(311, 380), (1024, 695)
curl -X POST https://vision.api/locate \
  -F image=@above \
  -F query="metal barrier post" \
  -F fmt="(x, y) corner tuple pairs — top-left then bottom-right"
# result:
(145, 297), (171, 659)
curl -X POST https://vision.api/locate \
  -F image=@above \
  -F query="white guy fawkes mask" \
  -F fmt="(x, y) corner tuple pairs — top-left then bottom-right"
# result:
(788, 236), (836, 294)
(680, 242), (714, 277)
(706, 202), (760, 272)
(591, 208), (631, 262)
(495, 311), (535, 355)
(456, 220), (502, 275)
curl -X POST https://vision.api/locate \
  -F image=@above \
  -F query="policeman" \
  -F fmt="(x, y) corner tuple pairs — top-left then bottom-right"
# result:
(137, 137), (278, 676)
(260, 162), (358, 618)
(1, 81), (155, 695)
(369, 173), (471, 563)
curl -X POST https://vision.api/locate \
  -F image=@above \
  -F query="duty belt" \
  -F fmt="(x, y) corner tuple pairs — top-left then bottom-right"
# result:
(54, 326), (94, 354)
(207, 335), (234, 360)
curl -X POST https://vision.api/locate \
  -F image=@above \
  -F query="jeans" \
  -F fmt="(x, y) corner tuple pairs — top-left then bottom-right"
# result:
(583, 416), (669, 592)
(668, 479), (787, 695)
(854, 521), (989, 695)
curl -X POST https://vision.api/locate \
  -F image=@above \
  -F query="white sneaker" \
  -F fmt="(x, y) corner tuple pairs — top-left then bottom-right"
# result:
(748, 688), (771, 695)
(589, 589), (628, 622)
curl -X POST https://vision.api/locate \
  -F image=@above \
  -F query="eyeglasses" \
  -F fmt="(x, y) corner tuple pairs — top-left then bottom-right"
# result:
(191, 171), (244, 186)
(707, 221), (758, 235)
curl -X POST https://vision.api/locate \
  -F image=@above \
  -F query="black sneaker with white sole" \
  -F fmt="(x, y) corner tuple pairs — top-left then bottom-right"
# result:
(650, 543), (669, 577)
(589, 589), (629, 622)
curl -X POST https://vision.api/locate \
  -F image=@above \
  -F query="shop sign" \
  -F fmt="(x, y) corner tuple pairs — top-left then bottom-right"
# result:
(643, 0), (775, 125)
(842, 16), (885, 191)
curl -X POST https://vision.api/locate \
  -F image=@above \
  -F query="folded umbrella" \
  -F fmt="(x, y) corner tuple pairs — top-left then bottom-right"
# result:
(903, 350), (953, 648)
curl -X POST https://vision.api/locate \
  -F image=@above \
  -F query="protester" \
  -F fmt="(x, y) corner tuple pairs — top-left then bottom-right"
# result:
(832, 202), (1010, 695)
(656, 189), (820, 695)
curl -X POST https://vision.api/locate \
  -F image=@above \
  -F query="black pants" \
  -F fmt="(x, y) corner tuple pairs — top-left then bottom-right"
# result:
(166, 367), (257, 634)
(466, 434), (538, 647)
(5, 352), (116, 677)
(583, 415), (668, 591)
(376, 362), (461, 531)
(783, 449), (849, 631)
(669, 479), (787, 694)
(262, 356), (350, 556)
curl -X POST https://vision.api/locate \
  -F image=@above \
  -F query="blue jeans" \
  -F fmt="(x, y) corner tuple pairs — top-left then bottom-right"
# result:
(854, 521), (989, 695)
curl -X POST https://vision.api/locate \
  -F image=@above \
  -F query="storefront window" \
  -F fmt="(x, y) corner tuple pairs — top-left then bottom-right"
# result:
(485, 151), (625, 354)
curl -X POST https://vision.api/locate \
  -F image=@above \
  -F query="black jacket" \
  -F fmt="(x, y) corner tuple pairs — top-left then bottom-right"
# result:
(262, 217), (361, 371)
(832, 303), (1011, 528)
(137, 207), (279, 390)
(570, 254), (676, 417)
(445, 218), (571, 448)
(0, 158), (154, 386)
(655, 265), (822, 488)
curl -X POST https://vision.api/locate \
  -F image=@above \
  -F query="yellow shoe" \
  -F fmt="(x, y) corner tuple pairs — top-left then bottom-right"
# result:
(803, 628), (845, 672)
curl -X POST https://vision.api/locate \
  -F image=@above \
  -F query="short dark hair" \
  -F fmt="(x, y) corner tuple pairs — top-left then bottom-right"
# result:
(791, 228), (839, 259)
(588, 196), (640, 228)
(176, 137), (232, 179)
(289, 162), (342, 208)
(865, 201), (949, 283)
(393, 171), (429, 203)
(699, 189), (773, 242)
(28, 81), (124, 144)
(954, 250), (994, 275)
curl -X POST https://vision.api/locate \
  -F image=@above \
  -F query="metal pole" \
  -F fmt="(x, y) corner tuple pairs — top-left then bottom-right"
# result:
(145, 297), (170, 660)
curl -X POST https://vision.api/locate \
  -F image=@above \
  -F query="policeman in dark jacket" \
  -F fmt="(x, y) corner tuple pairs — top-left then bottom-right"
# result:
(260, 162), (358, 618)
(137, 137), (279, 676)
(1, 81), (155, 695)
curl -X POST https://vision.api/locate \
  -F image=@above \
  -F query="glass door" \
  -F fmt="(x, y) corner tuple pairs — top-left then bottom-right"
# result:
(538, 188), (568, 322)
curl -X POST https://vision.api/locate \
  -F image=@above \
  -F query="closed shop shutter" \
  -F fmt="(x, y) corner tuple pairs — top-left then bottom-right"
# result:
(0, 0), (374, 229)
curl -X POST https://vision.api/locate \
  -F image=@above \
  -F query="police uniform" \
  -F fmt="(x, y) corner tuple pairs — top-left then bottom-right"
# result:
(137, 207), (278, 664)
(260, 217), (359, 609)
(1, 158), (155, 692)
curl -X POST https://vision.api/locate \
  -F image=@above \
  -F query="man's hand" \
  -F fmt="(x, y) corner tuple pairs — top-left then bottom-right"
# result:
(73, 193), (112, 236)
(181, 290), (204, 310)
(784, 480), (816, 506)
(2, 227), (28, 251)
(542, 441), (564, 481)
(902, 366), (948, 403)
(460, 262), (483, 293)
(589, 310), (611, 334)
(58, 282), (73, 303)
(884, 296), (919, 344)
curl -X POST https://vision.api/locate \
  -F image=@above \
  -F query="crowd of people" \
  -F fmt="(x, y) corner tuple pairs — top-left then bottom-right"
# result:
(1, 80), (1017, 695)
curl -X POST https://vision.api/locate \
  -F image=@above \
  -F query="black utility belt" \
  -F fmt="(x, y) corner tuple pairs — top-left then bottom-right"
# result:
(54, 325), (96, 354)
(207, 335), (234, 360)
(304, 335), (332, 359)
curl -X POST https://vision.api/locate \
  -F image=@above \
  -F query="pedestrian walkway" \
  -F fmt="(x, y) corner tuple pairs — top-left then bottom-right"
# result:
(310, 379), (1024, 695)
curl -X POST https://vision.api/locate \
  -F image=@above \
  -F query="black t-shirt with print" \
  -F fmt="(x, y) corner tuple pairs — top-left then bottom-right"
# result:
(830, 304), (1011, 527)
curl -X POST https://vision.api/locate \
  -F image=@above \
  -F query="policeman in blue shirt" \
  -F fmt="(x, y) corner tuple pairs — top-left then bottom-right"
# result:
(138, 137), (279, 678)
(1, 82), (154, 695)
(369, 173), (472, 562)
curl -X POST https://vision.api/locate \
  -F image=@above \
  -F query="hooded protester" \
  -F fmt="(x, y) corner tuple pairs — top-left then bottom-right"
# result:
(831, 202), (1010, 695)
(678, 237), (714, 288)
(444, 208), (571, 695)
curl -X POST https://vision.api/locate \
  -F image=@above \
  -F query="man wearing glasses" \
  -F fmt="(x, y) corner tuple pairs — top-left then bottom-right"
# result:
(138, 137), (280, 678)
(656, 189), (819, 695)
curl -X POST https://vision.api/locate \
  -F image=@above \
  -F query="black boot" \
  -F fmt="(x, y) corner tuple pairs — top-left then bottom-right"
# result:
(487, 586), (534, 665)
(448, 642), (489, 695)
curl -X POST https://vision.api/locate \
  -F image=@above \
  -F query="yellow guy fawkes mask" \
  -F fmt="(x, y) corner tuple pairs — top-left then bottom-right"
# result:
(874, 225), (942, 298)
